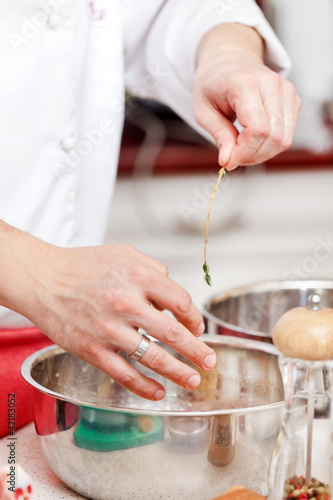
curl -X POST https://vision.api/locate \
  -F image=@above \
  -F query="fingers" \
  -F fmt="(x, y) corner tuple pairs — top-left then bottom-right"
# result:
(135, 305), (216, 371)
(138, 339), (203, 390)
(229, 77), (301, 168)
(145, 272), (205, 336)
(92, 265), (215, 374)
(116, 258), (205, 337)
(217, 131), (238, 168)
(84, 346), (167, 401)
(222, 76), (300, 169)
(194, 69), (301, 171)
(81, 333), (205, 400)
(223, 76), (272, 169)
(194, 95), (239, 167)
(124, 333), (204, 392)
(106, 274), (216, 373)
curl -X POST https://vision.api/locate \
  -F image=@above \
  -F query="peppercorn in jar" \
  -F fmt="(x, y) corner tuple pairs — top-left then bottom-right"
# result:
(284, 476), (331, 500)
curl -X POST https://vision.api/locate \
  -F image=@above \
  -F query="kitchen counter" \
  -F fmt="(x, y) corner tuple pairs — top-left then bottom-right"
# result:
(1, 167), (333, 499)
(0, 423), (83, 499)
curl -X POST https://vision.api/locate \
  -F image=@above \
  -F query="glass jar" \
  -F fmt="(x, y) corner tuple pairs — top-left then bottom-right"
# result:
(268, 355), (333, 499)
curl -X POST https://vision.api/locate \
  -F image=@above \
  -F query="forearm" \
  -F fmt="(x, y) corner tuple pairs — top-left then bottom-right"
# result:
(0, 219), (48, 319)
(0, 220), (19, 311)
(196, 23), (264, 69)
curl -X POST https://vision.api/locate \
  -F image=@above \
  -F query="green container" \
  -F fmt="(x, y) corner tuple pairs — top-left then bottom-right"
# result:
(73, 406), (164, 452)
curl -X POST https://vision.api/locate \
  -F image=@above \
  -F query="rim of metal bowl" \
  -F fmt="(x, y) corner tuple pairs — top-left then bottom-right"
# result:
(202, 278), (333, 340)
(21, 337), (284, 417)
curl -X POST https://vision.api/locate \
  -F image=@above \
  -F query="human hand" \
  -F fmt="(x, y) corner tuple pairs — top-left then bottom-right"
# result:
(5, 232), (216, 401)
(194, 23), (301, 170)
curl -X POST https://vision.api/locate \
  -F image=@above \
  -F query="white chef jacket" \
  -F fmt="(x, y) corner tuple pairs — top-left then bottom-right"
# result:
(0, 0), (290, 327)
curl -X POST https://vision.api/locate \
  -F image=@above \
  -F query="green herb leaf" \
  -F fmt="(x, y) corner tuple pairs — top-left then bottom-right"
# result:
(205, 273), (211, 286)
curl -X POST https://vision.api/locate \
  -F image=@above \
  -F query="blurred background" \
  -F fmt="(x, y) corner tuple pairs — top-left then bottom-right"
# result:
(106, 0), (333, 310)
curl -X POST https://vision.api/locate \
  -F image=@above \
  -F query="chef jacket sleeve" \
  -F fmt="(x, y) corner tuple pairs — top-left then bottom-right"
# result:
(120, 0), (291, 139)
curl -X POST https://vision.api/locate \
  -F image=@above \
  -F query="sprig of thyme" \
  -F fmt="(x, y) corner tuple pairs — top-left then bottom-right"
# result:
(203, 167), (226, 286)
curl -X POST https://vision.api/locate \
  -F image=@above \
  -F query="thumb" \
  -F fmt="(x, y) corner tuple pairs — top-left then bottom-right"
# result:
(194, 100), (239, 168)
(218, 128), (238, 169)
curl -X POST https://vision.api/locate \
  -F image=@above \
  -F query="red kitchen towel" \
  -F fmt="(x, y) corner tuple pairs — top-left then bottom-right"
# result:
(0, 327), (54, 438)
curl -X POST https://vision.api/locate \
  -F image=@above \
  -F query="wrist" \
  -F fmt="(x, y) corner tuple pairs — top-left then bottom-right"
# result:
(0, 221), (53, 321)
(196, 23), (264, 69)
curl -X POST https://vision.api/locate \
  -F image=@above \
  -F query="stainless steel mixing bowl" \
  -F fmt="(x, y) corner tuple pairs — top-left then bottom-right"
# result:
(203, 279), (333, 342)
(22, 337), (284, 500)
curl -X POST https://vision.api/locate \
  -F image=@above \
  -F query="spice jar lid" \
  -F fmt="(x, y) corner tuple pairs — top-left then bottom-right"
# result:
(272, 294), (333, 360)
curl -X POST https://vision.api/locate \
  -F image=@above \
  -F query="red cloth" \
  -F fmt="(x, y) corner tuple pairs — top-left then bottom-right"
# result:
(0, 327), (54, 438)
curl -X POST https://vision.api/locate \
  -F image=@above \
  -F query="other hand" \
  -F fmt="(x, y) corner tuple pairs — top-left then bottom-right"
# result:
(194, 23), (301, 170)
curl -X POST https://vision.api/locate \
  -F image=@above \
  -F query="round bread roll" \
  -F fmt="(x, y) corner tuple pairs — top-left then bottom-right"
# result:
(272, 301), (333, 360)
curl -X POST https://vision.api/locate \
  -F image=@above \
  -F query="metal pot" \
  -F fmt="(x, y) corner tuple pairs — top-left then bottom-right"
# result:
(22, 337), (284, 500)
(203, 279), (333, 343)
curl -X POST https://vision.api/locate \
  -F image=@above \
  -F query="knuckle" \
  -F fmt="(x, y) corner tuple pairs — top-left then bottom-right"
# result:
(177, 291), (192, 313)
(146, 348), (167, 370)
(110, 293), (132, 315)
(225, 87), (241, 110)
(128, 264), (147, 284)
(189, 343), (204, 360)
(116, 371), (136, 388)
(286, 81), (302, 108)
(271, 114), (284, 131)
(171, 367), (188, 385)
(286, 82), (302, 108)
(281, 135), (293, 150)
(269, 130), (284, 145)
(159, 263), (169, 277)
(164, 324), (182, 346)
(255, 124), (270, 139)
(211, 128), (224, 149)
(139, 382), (159, 400)
(80, 340), (104, 360)
(95, 288), (112, 308)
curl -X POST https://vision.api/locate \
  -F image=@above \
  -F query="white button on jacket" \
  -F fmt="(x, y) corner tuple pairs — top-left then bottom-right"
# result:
(48, 13), (62, 29)
(0, 0), (290, 327)
(61, 136), (77, 152)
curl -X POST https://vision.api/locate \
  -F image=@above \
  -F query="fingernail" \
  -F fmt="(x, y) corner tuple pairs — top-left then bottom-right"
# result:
(204, 353), (216, 369)
(198, 322), (205, 335)
(218, 147), (231, 167)
(188, 373), (201, 390)
(154, 389), (165, 401)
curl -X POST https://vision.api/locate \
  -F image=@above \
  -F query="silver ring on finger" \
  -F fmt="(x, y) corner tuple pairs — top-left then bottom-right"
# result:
(129, 334), (151, 361)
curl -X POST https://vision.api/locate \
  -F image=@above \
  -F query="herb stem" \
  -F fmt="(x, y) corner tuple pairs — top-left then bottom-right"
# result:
(203, 167), (226, 286)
